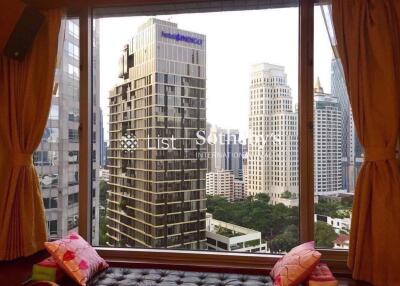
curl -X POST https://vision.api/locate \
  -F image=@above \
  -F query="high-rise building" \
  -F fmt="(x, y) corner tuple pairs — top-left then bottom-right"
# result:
(107, 19), (207, 249)
(331, 59), (350, 192)
(206, 125), (243, 179)
(99, 107), (106, 167)
(223, 129), (243, 180)
(233, 179), (245, 201)
(206, 124), (224, 173)
(242, 154), (249, 196)
(314, 78), (342, 195)
(331, 58), (363, 193)
(247, 63), (298, 206)
(34, 19), (100, 243)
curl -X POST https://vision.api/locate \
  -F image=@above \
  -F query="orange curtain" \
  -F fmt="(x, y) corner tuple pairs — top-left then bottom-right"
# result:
(0, 9), (62, 260)
(332, 0), (400, 285)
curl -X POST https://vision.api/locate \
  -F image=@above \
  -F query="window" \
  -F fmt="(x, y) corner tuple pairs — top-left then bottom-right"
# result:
(41, 127), (59, 143)
(43, 197), (58, 209)
(67, 42), (79, 59)
(68, 215), (79, 231)
(27, 0), (351, 270)
(68, 169), (79, 186)
(68, 129), (79, 143)
(93, 6), (300, 253)
(68, 64), (80, 78)
(48, 220), (58, 236)
(34, 151), (58, 166)
(49, 105), (59, 120)
(68, 192), (79, 206)
(68, 151), (79, 164)
(68, 20), (79, 38)
(68, 109), (80, 122)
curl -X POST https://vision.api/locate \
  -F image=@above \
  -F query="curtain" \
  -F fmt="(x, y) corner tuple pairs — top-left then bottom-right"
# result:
(332, 0), (400, 285)
(0, 9), (62, 260)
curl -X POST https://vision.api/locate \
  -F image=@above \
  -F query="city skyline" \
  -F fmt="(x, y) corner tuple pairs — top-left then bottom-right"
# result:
(99, 8), (333, 139)
(31, 11), (355, 252)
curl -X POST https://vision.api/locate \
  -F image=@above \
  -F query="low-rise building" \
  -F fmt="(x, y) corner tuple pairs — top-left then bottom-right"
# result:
(333, 234), (350, 249)
(314, 214), (351, 234)
(205, 213), (267, 253)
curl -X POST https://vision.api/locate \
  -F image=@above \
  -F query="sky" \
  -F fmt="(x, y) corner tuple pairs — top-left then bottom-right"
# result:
(98, 7), (333, 141)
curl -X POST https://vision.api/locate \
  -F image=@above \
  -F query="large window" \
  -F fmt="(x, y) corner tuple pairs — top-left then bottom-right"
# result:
(93, 5), (301, 253)
(33, 0), (351, 267)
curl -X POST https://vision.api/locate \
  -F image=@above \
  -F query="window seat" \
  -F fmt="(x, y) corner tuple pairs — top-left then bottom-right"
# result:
(88, 267), (272, 286)
(0, 250), (372, 286)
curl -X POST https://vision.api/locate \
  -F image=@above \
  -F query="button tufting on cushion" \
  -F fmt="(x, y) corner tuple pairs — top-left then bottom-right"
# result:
(88, 267), (273, 286)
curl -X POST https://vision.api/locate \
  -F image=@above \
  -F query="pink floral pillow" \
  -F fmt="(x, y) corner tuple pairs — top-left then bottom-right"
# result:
(44, 233), (108, 286)
(270, 241), (321, 286)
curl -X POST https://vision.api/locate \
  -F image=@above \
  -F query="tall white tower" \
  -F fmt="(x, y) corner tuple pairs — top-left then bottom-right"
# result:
(247, 63), (298, 206)
(314, 78), (342, 195)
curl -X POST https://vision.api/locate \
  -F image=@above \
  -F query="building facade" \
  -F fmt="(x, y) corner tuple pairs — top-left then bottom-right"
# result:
(34, 19), (100, 244)
(331, 59), (363, 193)
(223, 129), (243, 180)
(106, 19), (207, 249)
(206, 126), (244, 180)
(314, 79), (342, 196)
(206, 124), (225, 173)
(233, 179), (245, 201)
(206, 171), (234, 201)
(247, 63), (298, 206)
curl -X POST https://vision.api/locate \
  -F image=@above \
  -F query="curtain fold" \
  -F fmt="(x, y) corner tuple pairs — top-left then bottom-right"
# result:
(332, 0), (400, 284)
(0, 9), (62, 261)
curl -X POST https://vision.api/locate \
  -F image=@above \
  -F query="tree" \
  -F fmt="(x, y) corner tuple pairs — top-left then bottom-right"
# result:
(98, 180), (109, 245)
(280, 190), (292, 199)
(315, 221), (337, 248)
(98, 209), (107, 245)
(99, 180), (108, 208)
(315, 197), (352, 219)
(206, 195), (299, 243)
(269, 225), (298, 253)
(254, 193), (270, 203)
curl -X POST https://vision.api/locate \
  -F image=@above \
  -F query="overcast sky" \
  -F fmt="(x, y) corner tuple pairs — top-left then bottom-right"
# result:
(98, 7), (333, 141)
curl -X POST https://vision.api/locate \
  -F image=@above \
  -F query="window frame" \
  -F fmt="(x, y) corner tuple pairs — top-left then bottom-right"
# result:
(74, 0), (349, 273)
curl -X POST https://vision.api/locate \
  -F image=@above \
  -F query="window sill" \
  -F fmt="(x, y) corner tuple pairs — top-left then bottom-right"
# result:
(96, 247), (350, 275)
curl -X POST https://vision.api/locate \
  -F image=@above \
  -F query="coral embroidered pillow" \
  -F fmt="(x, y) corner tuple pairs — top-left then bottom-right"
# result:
(270, 241), (321, 286)
(44, 233), (108, 286)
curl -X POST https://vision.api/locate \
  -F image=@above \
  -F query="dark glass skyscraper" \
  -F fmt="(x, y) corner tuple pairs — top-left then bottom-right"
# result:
(331, 58), (363, 193)
(107, 19), (207, 249)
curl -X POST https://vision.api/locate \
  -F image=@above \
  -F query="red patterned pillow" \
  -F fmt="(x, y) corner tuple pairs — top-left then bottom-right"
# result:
(44, 233), (108, 286)
(270, 241), (321, 286)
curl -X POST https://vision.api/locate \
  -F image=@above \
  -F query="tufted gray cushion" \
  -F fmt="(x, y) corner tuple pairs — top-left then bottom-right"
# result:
(88, 268), (273, 286)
